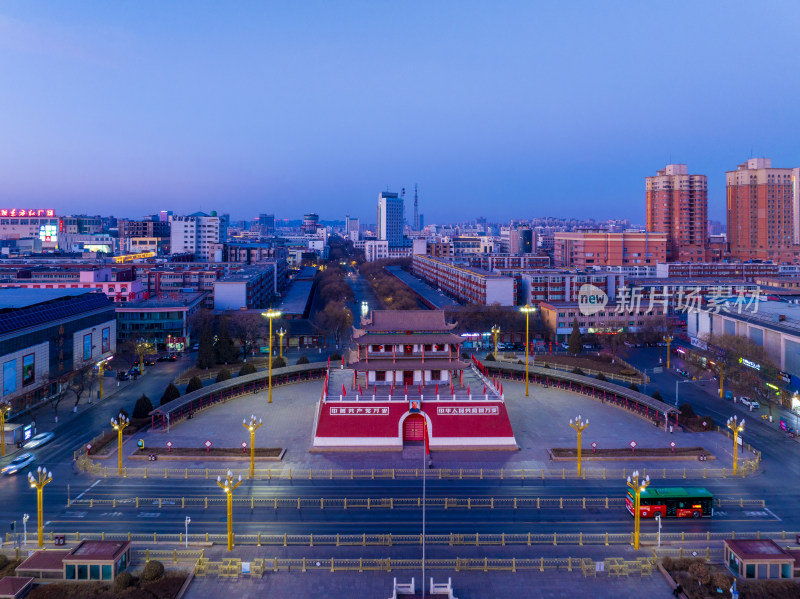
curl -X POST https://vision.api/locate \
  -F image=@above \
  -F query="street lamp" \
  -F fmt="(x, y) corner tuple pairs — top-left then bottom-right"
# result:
(0, 399), (11, 457)
(261, 310), (282, 404)
(110, 412), (130, 476)
(277, 328), (286, 359)
(22, 513), (29, 546)
(520, 305), (536, 397)
(663, 335), (674, 369)
(184, 516), (191, 549)
(569, 415), (589, 477)
(28, 466), (53, 548)
(96, 356), (112, 399)
(727, 416), (745, 475)
(217, 470), (243, 551)
(491, 325), (500, 359)
(626, 470), (650, 550)
(242, 414), (263, 478)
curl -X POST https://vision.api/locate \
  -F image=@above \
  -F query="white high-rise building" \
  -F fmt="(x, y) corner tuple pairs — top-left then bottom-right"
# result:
(170, 212), (223, 260)
(377, 192), (404, 247)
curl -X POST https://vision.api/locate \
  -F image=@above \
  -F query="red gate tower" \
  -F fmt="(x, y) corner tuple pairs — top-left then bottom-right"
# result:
(312, 311), (517, 451)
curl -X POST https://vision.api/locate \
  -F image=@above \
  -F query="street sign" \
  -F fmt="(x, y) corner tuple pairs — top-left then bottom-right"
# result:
(166, 441), (172, 453)
(670, 441), (676, 453)
(652, 367), (663, 374)
(137, 439), (144, 450)
(204, 440), (212, 454)
(629, 440), (637, 452)
(241, 441), (247, 453)
(591, 441), (597, 454)
(86, 443), (92, 454)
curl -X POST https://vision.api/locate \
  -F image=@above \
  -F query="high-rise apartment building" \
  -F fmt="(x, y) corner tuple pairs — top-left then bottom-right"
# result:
(553, 231), (667, 268)
(726, 158), (800, 263)
(377, 192), (404, 247)
(169, 212), (223, 260)
(645, 164), (708, 262)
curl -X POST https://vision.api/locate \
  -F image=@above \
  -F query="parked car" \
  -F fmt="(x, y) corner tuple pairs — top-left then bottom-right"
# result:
(117, 370), (130, 381)
(24, 432), (55, 449)
(677, 369), (690, 377)
(725, 390), (733, 401)
(129, 367), (141, 376)
(1, 452), (35, 475)
(144, 358), (156, 366)
(191, 344), (200, 351)
(739, 396), (759, 409)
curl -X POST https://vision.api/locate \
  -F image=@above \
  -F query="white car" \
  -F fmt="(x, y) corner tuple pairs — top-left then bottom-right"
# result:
(1, 452), (35, 475)
(739, 397), (760, 409)
(24, 432), (55, 449)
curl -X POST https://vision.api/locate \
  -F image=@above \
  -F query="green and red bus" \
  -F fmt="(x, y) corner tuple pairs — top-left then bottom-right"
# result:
(626, 487), (713, 518)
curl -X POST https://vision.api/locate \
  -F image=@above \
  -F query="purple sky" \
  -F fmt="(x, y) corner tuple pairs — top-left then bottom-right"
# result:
(1, 1), (798, 224)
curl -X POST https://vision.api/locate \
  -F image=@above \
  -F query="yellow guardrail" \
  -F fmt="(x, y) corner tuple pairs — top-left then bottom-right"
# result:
(9, 529), (792, 549)
(65, 495), (766, 512)
(75, 458), (760, 481)
(192, 555), (657, 576)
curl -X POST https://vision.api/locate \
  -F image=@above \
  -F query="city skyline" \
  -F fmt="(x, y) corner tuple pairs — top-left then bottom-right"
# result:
(2, 2), (799, 223)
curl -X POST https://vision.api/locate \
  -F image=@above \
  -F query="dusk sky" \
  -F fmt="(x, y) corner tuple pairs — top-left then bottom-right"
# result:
(1, 1), (798, 224)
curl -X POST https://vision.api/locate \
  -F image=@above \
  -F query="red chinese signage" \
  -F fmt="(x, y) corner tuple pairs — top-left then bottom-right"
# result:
(0, 209), (55, 217)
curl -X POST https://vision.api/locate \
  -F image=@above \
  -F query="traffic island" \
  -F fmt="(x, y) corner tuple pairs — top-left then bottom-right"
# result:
(548, 447), (715, 461)
(129, 447), (285, 462)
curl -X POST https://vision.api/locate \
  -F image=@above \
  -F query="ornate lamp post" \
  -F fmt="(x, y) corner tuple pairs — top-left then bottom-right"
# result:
(491, 325), (500, 359)
(663, 335), (674, 369)
(569, 415), (589, 477)
(520, 305), (536, 397)
(727, 416), (745, 475)
(0, 399), (11, 457)
(217, 470), (243, 551)
(28, 466), (53, 548)
(242, 414), (263, 478)
(627, 470), (650, 550)
(277, 328), (286, 359)
(110, 412), (130, 475)
(261, 310), (282, 403)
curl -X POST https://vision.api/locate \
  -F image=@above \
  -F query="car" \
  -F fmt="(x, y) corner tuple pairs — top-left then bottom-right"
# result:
(192, 344), (199, 351)
(740, 396), (760, 409)
(117, 370), (130, 381)
(24, 432), (55, 449)
(156, 355), (170, 362)
(129, 367), (141, 376)
(725, 390), (733, 401)
(167, 354), (178, 361)
(144, 358), (156, 366)
(1, 453), (35, 475)
(677, 369), (690, 377)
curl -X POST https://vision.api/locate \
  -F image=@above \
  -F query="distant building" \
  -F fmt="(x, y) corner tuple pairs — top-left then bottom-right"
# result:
(0, 289), (116, 410)
(345, 215), (360, 242)
(115, 292), (206, 349)
(727, 158), (800, 263)
(412, 255), (515, 306)
(377, 192), (404, 247)
(553, 231), (667, 268)
(117, 219), (170, 240)
(0, 209), (60, 250)
(213, 264), (278, 310)
(301, 213), (320, 235)
(646, 164), (708, 262)
(257, 213), (275, 235)
(169, 212), (223, 260)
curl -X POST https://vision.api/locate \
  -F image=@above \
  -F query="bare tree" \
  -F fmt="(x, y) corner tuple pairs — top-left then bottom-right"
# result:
(69, 362), (98, 409)
(316, 301), (353, 347)
(44, 375), (71, 423)
(229, 312), (267, 359)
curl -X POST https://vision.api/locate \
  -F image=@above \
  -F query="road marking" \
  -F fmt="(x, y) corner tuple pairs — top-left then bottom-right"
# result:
(137, 512), (161, 518)
(764, 508), (782, 521)
(100, 512), (124, 518)
(74, 480), (102, 502)
(744, 511), (768, 517)
(62, 511), (87, 519)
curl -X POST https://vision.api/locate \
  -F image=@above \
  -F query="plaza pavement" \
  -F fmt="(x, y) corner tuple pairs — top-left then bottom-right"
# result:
(124, 376), (737, 473)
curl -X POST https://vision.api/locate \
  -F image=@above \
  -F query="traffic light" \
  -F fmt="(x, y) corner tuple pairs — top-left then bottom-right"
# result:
(9, 521), (14, 532)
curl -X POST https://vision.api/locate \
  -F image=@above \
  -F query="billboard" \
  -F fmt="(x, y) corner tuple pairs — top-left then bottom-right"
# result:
(3, 360), (16, 396)
(83, 333), (92, 362)
(102, 327), (111, 353)
(22, 354), (34, 386)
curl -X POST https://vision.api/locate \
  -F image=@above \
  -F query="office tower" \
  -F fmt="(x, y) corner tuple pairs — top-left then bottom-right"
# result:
(727, 158), (800, 262)
(302, 213), (320, 235)
(169, 212), (223, 260)
(377, 192), (404, 247)
(646, 164), (708, 262)
(258, 213), (275, 235)
(345, 215), (360, 242)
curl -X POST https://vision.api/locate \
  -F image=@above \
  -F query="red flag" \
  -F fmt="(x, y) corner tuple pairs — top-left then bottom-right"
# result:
(483, 383), (486, 394)
(435, 384), (438, 395)
(423, 418), (430, 456)
(451, 385), (454, 396)
(342, 383), (346, 396)
(404, 384), (408, 396)
(419, 384), (422, 395)
(359, 384), (363, 395)
(467, 384), (471, 395)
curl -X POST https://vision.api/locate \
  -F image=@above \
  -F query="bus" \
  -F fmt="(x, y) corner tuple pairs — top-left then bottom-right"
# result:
(626, 487), (713, 518)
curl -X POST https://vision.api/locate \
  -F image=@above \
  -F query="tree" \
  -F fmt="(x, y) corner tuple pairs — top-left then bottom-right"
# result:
(651, 390), (663, 402)
(196, 323), (216, 369)
(68, 362), (97, 408)
(238, 362), (257, 376)
(185, 376), (204, 394)
(271, 356), (286, 369)
(214, 317), (238, 364)
(229, 312), (266, 360)
(703, 332), (778, 405)
(160, 383), (181, 405)
(44, 375), (70, 423)
(316, 301), (353, 346)
(628, 382), (640, 392)
(296, 355), (310, 365)
(216, 368), (232, 383)
(567, 318), (583, 355)
(188, 309), (215, 340)
(133, 394), (153, 419)
(599, 321), (628, 363)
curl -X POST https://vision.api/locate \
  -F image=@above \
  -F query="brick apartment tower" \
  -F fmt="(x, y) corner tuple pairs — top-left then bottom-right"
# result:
(645, 164), (708, 262)
(726, 158), (800, 263)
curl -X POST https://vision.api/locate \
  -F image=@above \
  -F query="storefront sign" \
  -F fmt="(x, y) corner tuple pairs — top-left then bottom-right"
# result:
(778, 370), (791, 384)
(739, 357), (761, 371)
(0, 208), (55, 217)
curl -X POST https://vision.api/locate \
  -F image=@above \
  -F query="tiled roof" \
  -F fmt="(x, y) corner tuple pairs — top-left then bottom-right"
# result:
(0, 290), (113, 336)
(363, 310), (455, 332)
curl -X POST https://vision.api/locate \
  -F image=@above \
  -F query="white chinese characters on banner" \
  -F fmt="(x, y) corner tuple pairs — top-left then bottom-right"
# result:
(330, 407), (389, 415)
(437, 406), (499, 416)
